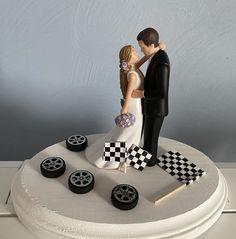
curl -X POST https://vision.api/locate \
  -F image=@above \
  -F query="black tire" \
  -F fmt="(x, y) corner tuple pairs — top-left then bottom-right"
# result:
(40, 157), (66, 178)
(66, 135), (88, 152)
(68, 170), (94, 194)
(111, 184), (139, 210)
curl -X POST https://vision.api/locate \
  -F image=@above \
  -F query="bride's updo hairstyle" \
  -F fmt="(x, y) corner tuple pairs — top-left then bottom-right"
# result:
(119, 45), (134, 99)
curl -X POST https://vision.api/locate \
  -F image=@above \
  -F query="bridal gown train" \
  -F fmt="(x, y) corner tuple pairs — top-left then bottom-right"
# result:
(85, 70), (144, 169)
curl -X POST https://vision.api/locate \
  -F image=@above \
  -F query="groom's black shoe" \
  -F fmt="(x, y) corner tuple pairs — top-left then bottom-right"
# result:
(146, 155), (157, 167)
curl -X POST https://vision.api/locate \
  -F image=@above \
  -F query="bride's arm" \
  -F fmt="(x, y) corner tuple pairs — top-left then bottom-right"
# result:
(120, 73), (137, 114)
(135, 55), (150, 69)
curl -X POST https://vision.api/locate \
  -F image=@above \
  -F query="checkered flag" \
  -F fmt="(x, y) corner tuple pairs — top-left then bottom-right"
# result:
(127, 144), (152, 171)
(103, 141), (127, 162)
(157, 150), (206, 185)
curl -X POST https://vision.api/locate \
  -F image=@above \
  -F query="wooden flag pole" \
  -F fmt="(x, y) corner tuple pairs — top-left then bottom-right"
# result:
(154, 183), (186, 205)
(118, 162), (127, 174)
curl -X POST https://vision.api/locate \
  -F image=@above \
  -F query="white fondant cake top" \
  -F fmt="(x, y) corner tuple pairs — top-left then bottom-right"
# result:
(13, 135), (220, 224)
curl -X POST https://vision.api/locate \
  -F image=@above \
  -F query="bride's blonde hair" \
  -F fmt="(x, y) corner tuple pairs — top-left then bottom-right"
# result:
(119, 45), (133, 99)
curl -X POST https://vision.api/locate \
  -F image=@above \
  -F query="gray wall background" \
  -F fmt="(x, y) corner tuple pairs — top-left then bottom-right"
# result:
(0, 0), (235, 162)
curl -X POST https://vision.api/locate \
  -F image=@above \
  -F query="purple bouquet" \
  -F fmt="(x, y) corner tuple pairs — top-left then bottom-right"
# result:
(115, 113), (136, 128)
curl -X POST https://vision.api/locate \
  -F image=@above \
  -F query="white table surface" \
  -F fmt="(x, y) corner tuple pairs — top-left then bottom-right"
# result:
(0, 162), (235, 239)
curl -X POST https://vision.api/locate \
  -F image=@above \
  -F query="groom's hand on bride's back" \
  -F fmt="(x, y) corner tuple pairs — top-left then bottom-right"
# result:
(132, 90), (144, 98)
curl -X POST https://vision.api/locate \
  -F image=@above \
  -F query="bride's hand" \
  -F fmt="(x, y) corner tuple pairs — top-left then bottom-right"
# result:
(120, 106), (128, 115)
(159, 42), (166, 50)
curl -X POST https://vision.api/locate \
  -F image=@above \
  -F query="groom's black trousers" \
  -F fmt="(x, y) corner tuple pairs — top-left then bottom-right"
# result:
(142, 116), (164, 166)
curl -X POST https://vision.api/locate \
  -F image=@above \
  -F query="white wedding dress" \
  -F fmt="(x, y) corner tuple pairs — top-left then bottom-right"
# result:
(85, 69), (144, 169)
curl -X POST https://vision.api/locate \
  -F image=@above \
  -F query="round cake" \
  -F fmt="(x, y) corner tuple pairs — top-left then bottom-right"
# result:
(11, 134), (228, 239)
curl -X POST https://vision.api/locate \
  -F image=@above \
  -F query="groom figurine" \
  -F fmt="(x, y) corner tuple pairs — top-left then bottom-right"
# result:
(135, 27), (170, 166)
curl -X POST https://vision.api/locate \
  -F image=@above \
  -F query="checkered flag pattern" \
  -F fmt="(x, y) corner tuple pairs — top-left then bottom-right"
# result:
(157, 150), (206, 185)
(126, 144), (152, 171)
(103, 141), (127, 162)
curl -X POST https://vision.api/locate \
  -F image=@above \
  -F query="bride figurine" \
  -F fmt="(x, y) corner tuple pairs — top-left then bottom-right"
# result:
(85, 43), (166, 169)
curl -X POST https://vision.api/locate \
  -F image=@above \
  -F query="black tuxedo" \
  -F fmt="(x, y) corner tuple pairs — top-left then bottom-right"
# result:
(141, 49), (170, 166)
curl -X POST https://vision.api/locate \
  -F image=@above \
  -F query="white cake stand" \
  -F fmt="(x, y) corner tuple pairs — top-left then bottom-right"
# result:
(11, 135), (228, 239)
